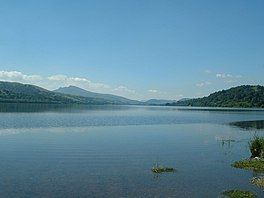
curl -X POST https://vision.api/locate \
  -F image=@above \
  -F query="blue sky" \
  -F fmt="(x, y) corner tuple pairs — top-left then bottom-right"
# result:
(0, 0), (263, 100)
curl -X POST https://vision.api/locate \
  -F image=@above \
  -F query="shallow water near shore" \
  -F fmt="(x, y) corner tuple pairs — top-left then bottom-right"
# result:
(0, 104), (263, 197)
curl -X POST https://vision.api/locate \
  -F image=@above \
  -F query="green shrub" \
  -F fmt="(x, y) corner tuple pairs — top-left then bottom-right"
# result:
(249, 136), (264, 158)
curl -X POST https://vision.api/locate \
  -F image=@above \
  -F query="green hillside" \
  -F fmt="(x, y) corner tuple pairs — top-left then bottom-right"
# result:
(167, 85), (264, 108)
(0, 81), (116, 105)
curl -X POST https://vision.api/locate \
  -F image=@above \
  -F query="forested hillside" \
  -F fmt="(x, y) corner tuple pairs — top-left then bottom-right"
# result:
(167, 85), (264, 108)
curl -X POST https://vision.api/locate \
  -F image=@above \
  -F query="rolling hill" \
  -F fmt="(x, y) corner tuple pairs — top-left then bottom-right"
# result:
(0, 81), (119, 105)
(166, 85), (264, 108)
(54, 86), (142, 105)
(1, 82), (263, 108)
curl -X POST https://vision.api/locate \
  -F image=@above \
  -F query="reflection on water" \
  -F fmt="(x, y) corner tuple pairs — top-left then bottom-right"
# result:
(0, 103), (263, 113)
(0, 103), (264, 130)
(216, 137), (237, 158)
(230, 120), (264, 130)
(220, 139), (236, 148)
(0, 103), (133, 113)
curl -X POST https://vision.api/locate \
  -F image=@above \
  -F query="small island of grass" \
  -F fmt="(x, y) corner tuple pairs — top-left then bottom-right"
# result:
(151, 163), (176, 173)
(222, 189), (256, 198)
(232, 136), (264, 172)
(232, 158), (264, 172)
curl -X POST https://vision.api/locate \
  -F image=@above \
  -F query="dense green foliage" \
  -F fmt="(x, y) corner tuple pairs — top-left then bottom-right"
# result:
(0, 81), (119, 105)
(249, 136), (264, 158)
(222, 189), (256, 198)
(167, 85), (264, 108)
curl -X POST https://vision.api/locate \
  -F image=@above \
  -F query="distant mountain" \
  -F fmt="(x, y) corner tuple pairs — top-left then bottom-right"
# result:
(166, 85), (264, 108)
(144, 99), (176, 105)
(54, 86), (142, 105)
(177, 98), (191, 102)
(0, 81), (120, 105)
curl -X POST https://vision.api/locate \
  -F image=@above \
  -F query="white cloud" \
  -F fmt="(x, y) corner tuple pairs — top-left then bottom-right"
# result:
(0, 71), (42, 82)
(148, 89), (158, 93)
(216, 73), (233, 78)
(0, 70), (139, 98)
(216, 73), (242, 83)
(47, 75), (69, 81)
(47, 74), (110, 89)
(114, 85), (136, 93)
(196, 81), (211, 87)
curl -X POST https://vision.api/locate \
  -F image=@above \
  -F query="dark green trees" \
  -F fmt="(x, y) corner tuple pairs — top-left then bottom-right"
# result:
(167, 85), (264, 108)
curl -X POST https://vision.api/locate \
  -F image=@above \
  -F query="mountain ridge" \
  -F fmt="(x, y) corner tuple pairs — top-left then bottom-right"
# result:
(54, 86), (142, 105)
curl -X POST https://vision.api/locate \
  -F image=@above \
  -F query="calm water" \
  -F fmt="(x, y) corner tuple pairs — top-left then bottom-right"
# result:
(0, 104), (264, 197)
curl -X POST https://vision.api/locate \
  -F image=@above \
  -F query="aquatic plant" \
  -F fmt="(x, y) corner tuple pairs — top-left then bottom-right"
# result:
(151, 163), (175, 173)
(222, 189), (256, 198)
(232, 136), (264, 172)
(249, 136), (264, 158)
(250, 177), (264, 189)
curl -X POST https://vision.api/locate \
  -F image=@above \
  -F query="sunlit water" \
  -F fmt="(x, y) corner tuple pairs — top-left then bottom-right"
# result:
(0, 104), (263, 197)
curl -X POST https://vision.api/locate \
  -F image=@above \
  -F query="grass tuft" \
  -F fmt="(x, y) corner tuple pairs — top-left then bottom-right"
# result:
(222, 189), (256, 198)
(251, 176), (264, 189)
(151, 163), (176, 174)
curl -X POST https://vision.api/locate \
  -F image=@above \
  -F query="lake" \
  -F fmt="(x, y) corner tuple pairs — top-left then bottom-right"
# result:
(0, 104), (263, 197)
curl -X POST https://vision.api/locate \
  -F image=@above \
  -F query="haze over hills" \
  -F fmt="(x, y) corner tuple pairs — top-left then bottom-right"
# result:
(0, 81), (263, 108)
(0, 81), (128, 105)
(0, 81), (167, 105)
(144, 99), (176, 105)
(54, 86), (142, 105)
(167, 85), (264, 108)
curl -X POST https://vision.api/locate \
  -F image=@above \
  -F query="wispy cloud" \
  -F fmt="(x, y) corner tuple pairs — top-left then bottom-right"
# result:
(47, 74), (110, 89)
(148, 89), (158, 93)
(216, 73), (233, 78)
(196, 81), (211, 87)
(216, 73), (242, 83)
(0, 70), (138, 98)
(113, 85), (136, 94)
